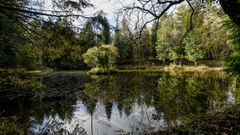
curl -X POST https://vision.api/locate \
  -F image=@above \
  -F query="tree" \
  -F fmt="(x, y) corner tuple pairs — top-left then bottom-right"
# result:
(16, 43), (42, 69)
(182, 4), (205, 63)
(135, 26), (153, 64)
(41, 19), (82, 69)
(113, 18), (134, 64)
(219, 0), (240, 27)
(151, 21), (158, 58)
(0, 5), (26, 67)
(156, 3), (231, 64)
(0, 0), (93, 46)
(224, 18), (240, 74)
(203, 6), (231, 60)
(79, 21), (96, 53)
(0, 0), (93, 69)
(156, 15), (181, 63)
(100, 17), (111, 44)
(184, 33), (205, 63)
(82, 44), (118, 71)
(122, 0), (240, 30)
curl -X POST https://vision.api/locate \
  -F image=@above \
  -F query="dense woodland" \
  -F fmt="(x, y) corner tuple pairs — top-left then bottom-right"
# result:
(0, 1), (240, 74)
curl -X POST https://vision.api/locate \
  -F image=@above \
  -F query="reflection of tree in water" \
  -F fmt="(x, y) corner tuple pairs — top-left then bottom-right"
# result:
(155, 73), (231, 128)
(0, 73), (90, 134)
(1, 72), (236, 134)
(0, 97), (78, 134)
(105, 101), (113, 120)
(232, 76), (240, 102)
(83, 74), (161, 133)
(83, 73), (233, 133)
(83, 74), (159, 119)
(28, 98), (78, 134)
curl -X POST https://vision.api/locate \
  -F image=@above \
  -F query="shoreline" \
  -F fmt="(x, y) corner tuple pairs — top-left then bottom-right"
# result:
(26, 65), (225, 74)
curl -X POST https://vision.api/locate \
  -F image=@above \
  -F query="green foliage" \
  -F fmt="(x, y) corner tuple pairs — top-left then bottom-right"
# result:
(134, 27), (153, 64)
(78, 21), (96, 53)
(156, 4), (231, 64)
(82, 44), (118, 72)
(224, 17), (240, 74)
(43, 42), (82, 69)
(184, 33), (205, 62)
(16, 43), (42, 69)
(156, 15), (180, 62)
(114, 19), (134, 64)
(0, 9), (26, 68)
(41, 19), (83, 69)
(151, 22), (158, 58)
(100, 17), (111, 44)
(200, 6), (231, 60)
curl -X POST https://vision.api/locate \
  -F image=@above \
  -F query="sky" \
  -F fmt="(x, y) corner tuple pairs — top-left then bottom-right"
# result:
(86, 0), (180, 28)
(84, 0), (122, 25)
(42, 0), (129, 27)
(41, 0), (181, 29)
(83, 0), (132, 26)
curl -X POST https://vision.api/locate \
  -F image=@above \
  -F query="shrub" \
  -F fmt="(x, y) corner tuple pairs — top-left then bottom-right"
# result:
(82, 44), (118, 72)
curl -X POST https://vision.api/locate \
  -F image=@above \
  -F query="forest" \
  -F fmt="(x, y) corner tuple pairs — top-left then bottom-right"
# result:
(0, 1), (239, 73)
(0, 0), (240, 134)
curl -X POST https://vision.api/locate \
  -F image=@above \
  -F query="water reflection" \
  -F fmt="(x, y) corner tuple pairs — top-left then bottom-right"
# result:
(0, 72), (239, 134)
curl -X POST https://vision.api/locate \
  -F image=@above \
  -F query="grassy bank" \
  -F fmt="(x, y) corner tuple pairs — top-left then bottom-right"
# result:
(117, 64), (224, 74)
(27, 68), (54, 73)
(25, 64), (225, 75)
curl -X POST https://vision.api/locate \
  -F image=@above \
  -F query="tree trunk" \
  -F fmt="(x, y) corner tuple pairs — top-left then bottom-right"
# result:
(219, 0), (240, 27)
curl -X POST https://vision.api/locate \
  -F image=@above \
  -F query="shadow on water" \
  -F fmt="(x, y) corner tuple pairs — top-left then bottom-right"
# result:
(0, 71), (239, 134)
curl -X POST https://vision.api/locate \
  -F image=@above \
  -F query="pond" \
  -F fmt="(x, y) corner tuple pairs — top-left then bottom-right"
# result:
(0, 71), (239, 134)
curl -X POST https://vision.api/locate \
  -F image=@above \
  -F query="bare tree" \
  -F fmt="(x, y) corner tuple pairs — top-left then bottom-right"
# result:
(120, 0), (240, 32)
(120, 0), (186, 33)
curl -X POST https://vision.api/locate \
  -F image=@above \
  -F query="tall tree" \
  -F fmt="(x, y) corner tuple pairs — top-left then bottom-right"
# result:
(41, 18), (82, 69)
(156, 3), (231, 64)
(134, 27), (153, 64)
(100, 17), (111, 44)
(151, 22), (158, 58)
(113, 18), (134, 64)
(156, 15), (181, 63)
(79, 21), (96, 53)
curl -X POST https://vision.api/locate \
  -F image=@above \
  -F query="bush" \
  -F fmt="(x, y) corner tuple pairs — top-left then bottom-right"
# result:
(82, 44), (118, 73)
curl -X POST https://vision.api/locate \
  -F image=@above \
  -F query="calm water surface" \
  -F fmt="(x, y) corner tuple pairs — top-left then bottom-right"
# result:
(0, 72), (239, 134)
